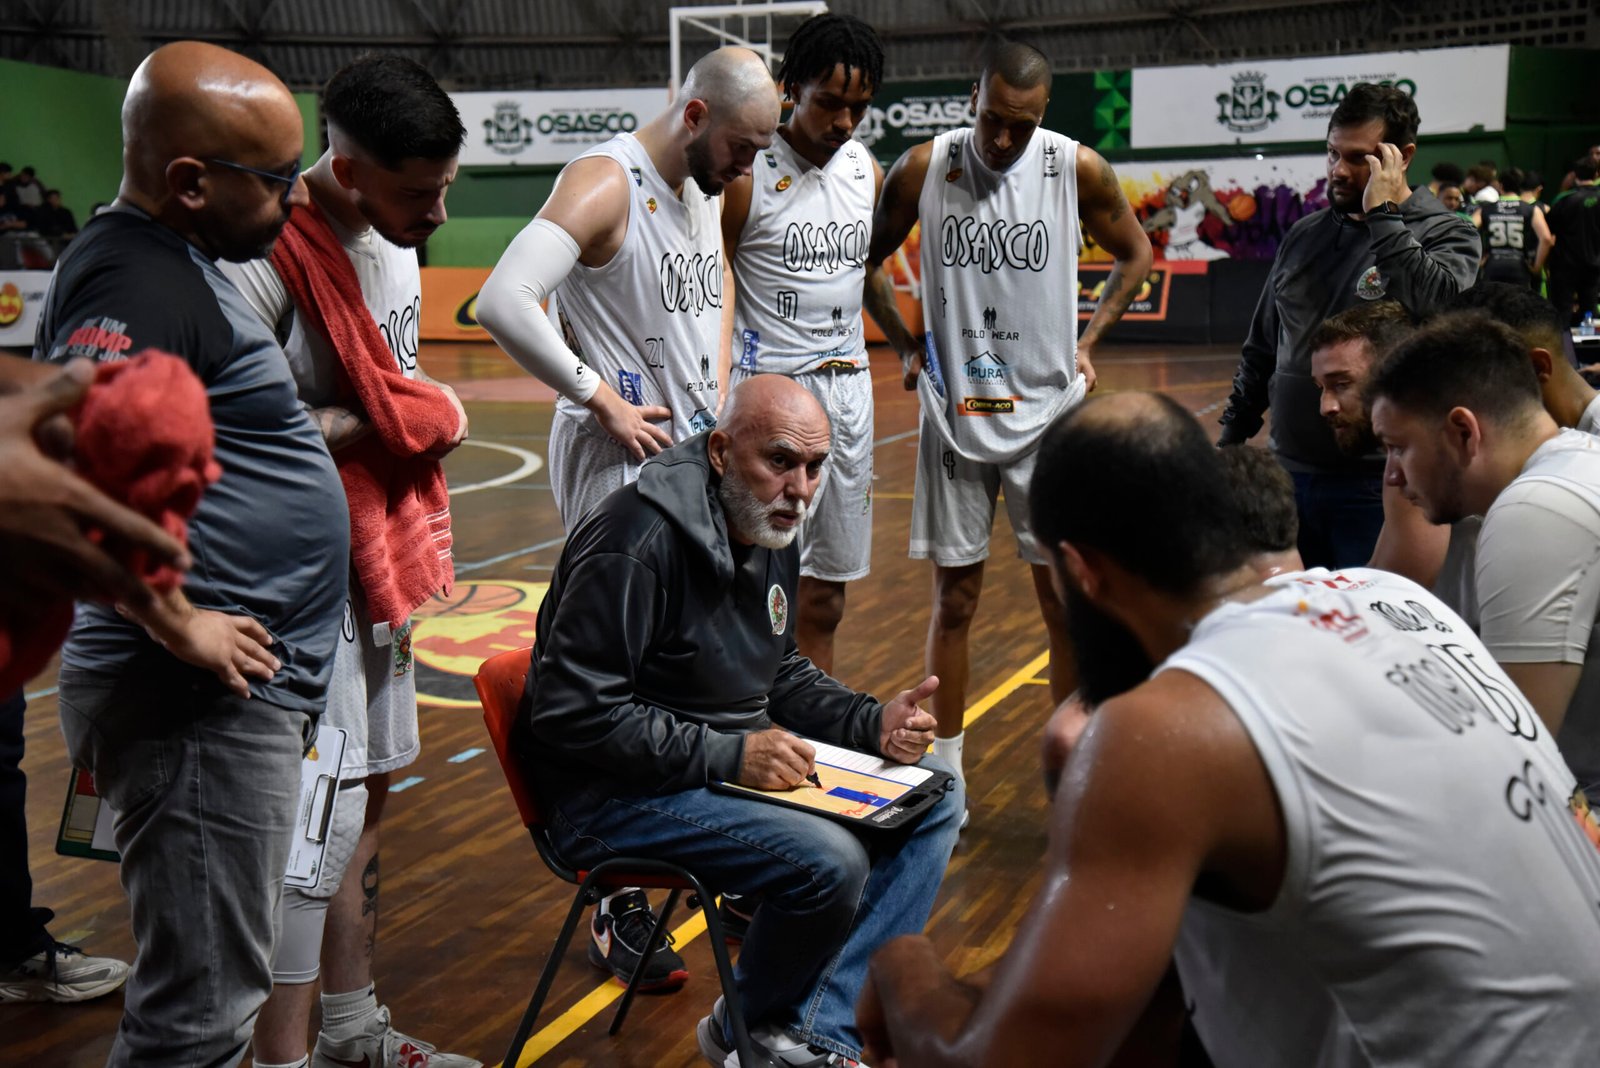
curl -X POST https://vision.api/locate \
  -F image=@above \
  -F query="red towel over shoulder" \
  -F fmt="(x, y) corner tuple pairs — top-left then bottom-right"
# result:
(270, 201), (456, 639)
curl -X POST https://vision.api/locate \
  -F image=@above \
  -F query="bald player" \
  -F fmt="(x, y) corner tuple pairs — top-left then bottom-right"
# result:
(32, 43), (350, 1066)
(479, 47), (780, 526)
(861, 391), (1600, 1067)
(863, 41), (1152, 813)
(477, 47), (781, 991)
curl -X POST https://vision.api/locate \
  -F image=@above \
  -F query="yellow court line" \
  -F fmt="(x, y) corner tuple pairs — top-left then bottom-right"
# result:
(502, 910), (710, 1068)
(1020, 677), (1050, 686)
(502, 646), (1051, 1065)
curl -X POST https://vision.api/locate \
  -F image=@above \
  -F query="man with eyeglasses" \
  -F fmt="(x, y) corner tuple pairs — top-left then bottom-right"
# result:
(31, 41), (350, 1068)
(222, 54), (477, 1068)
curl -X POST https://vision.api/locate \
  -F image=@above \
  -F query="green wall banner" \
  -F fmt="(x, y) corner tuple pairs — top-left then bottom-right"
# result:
(853, 72), (1111, 165)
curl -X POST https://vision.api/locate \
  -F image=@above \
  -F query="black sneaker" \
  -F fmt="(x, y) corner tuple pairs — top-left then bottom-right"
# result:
(587, 890), (689, 991)
(718, 894), (756, 945)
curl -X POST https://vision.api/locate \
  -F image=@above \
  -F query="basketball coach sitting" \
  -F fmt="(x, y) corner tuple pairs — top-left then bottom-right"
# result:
(512, 373), (962, 1068)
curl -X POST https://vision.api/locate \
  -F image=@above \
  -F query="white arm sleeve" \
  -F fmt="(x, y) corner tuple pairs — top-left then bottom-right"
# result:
(476, 217), (599, 404)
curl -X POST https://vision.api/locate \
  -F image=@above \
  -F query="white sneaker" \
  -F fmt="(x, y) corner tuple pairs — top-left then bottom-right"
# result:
(0, 942), (128, 1003)
(311, 1004), (482, 1068)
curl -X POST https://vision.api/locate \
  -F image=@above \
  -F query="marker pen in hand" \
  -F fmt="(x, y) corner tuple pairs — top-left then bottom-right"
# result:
(806, 771), (823, 789)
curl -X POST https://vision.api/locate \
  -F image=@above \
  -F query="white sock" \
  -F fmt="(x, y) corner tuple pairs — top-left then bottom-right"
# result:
(320, 984), (380, 1039)
(932, 732), (965, 779)
(254, 1058), (309, 1068)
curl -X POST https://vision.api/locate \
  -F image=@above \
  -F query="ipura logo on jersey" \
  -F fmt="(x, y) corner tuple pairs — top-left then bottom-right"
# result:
(768, 584), (788, 635)
(1356, 265), (1388, 300)
(940, 215), (1050, 273)
(964, 350), (1008, 381)
(781, 220), (869, 274)
(658, 251), (723, 314)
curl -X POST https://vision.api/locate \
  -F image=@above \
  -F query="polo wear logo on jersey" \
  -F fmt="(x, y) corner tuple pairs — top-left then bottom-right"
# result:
(781, 220), (869, 274)
(658, 251), (723, 314)
(961, 305), (1019, 341)
(776, 175), (793, 192)
(1356, 265), (1387, 300)
(939, 215), (1050, 273)
(60, 316), (134, 361)
(646, 197), (658, 214)
(768, 584), (788, 635)
(964, 350), (1008, 381)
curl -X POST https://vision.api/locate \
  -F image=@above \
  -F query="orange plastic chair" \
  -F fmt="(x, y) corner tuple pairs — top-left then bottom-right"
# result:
(474, 647), (757, 1067)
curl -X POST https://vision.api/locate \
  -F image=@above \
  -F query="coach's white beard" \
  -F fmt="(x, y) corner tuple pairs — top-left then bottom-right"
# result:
(719, 463), (806, 550)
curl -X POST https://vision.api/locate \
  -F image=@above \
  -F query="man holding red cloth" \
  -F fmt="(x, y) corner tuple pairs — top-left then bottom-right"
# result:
(223, 54), (475, 1068)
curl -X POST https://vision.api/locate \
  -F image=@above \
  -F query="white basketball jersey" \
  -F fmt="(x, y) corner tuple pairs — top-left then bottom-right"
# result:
(1165, 567), (1600, 1067)
(916, 127), (1083, 465)
(731, 135), (874, 376)
(551, 133), (724, 439)
(221, 214), (421, 405)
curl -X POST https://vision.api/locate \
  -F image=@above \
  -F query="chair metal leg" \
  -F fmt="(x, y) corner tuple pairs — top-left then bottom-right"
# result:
(501, 879), (603, 1068)
(608, 887), (681, 1035)
(699, 885), (761, 1068)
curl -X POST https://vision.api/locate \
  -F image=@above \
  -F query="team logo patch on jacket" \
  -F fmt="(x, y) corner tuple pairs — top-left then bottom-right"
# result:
(768, 584), (788, 635)
(1356, 265), (1387, 300)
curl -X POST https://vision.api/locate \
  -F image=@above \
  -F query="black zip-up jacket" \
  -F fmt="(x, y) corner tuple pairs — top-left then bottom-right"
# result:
(1218, 186), (1481, 471)
(514, 434), (882, 799)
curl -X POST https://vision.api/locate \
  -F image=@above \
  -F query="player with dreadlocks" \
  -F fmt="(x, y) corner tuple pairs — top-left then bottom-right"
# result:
(721, 12), (885, 677)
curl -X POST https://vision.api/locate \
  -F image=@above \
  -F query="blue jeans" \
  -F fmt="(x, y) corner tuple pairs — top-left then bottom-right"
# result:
(1289, 468), (1385, 570)
(546, 756), (963, 1060)
(58, 666), (309, 1068)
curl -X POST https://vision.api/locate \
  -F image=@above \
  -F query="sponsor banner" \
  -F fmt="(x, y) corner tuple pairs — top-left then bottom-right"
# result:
(854, 73), (1104, 164)
(1130, 45), (1509, 149)
(1089, 154), (1329, 264)
(0, 270), (50, 349)
(454, 88), (669, 166)
(420, 267), (490, 340)
(1077, 260), (1212, 343)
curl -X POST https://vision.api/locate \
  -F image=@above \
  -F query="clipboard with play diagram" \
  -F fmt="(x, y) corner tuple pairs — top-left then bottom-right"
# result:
(711, 739), (954, 831)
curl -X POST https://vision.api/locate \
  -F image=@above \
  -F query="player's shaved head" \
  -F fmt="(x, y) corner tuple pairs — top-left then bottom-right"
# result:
(980, 41), (1052, 95)
(121, 41), (303, 199)
(682, 46), (782, 126)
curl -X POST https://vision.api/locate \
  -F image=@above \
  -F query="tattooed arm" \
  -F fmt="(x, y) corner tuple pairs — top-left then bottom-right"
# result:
(1075, 147), (1154, 392)
(311, 405), (372, 452)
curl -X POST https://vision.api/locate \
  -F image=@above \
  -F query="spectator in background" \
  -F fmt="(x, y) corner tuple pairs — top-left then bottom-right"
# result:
(1217, 82), (1480, 569)
(1561, 146), (1600, 193)
(0, 189), (27, 233)
(9, 168), (44, 216)
(1465, 162), (1500, 203)
(1548, 158), (1600, 326)
(1438, 183), (1469, 219)
(1521, 169), (1549, 211)
(34, 191), (77, 240)
(1428, 160), (1464, 198)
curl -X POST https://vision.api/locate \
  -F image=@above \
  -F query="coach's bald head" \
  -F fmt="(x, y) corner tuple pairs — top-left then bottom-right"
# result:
(120, 41), (307, 260)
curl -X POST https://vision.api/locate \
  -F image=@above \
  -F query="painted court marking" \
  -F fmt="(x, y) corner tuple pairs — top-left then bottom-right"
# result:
(496, 647), (1052, 1067)
(389, 776), (426, 793)
(450, 440), (544, 496)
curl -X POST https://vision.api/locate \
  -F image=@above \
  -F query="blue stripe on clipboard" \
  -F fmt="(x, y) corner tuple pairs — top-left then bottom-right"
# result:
(825, 787), (891, 807)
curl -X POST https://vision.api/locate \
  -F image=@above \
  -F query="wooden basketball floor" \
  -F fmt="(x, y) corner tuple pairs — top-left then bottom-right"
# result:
(6, 340), (1239, 1068)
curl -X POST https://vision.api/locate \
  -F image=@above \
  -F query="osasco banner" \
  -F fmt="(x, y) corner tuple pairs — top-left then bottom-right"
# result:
(454, 88), (670, 166)
(1130, 44), (1509, 150)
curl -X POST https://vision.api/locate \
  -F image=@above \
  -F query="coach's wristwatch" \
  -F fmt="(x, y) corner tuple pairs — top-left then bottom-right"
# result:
(1371, 200), (1401, 217)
